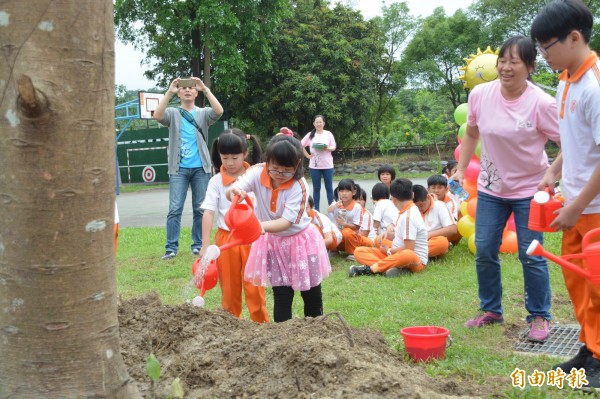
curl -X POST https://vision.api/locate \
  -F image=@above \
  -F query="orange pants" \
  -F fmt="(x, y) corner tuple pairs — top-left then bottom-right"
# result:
(114, 223), (119, 254)
(326, 233), (339, 251)
(354, 246), (426, 274)
(561, 213), (600, 358)
(358, 235), (374, 248)
(428, 236), (449, 258)
(215, 229), (269, 323)
(337, 227), (361, 254)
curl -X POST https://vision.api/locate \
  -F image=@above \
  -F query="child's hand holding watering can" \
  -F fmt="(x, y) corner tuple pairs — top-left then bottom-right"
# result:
(226, 186), (248, 202)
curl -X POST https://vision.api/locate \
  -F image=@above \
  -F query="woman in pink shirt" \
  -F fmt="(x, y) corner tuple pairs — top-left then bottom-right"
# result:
(301, 115), (337, 211)
(452, 35), (560, 342)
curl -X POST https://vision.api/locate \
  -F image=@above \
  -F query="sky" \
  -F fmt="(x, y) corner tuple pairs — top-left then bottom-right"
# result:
(115, 0), (474, 90)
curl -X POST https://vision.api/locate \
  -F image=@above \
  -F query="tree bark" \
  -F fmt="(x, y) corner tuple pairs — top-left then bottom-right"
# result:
(0, 1), (140, 397)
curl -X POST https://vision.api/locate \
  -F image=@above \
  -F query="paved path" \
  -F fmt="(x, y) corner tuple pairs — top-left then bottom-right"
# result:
(117, 178), (427, 228)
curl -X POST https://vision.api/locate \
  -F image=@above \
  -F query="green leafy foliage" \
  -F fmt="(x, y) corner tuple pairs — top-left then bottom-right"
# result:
(114, 0), (290, 93)
(402, 8), (489, 108)
(230, 0), (383, 145)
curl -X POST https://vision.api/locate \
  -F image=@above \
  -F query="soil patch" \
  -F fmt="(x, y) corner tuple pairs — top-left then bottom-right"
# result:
(119, 292), (486, 398)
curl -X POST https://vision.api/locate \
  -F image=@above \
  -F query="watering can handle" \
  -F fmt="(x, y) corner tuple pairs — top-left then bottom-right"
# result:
(583, 228), (600, 248)
(230, 195), (254, 220)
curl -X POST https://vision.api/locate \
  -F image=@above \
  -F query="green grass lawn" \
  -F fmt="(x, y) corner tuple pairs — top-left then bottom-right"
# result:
(116, 225), (597, 398)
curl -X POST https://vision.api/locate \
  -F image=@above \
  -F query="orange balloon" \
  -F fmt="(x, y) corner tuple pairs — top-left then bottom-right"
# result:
(463, 179), (478, 199)
(466, 197), (478, 218)
(499, 230), (518, 254)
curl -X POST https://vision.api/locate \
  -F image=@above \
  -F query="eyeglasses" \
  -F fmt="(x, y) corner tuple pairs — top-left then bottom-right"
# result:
(536, 38), (562, 56)
(267, 168), (295, 178)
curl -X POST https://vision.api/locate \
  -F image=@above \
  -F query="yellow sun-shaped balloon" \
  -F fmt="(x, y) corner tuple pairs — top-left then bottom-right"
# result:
(459, 46), (500, 89)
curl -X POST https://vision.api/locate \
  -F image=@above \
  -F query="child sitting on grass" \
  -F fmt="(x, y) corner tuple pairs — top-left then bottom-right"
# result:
(349, 178), (428, 278)
(412, 185), (458, 258)
(371, 182), (399, 242)
(357, 187), (376, 248)
(427, 174), (459, 220)
(328, 179), (363, 260)
(307, 196), (342, 252)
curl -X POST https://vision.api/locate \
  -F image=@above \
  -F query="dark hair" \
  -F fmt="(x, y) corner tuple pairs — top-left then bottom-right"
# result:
(377, 164), (396, 181)
(497, 35), (537, 71)
(211, 128), (263, 171)
(531, 0), (593, 44)
(309, 115), (325, 140)
(371, 182), (390, 201)
(358, 187), (367, 202)
(308, 195), (315, 208)
(390, 178), (413, 201)
(412, 185), (429, 202)
(427, 174), (448, 188)
(334, 179), (361, 201)
(441, 160), (457, 175)
(265, 134), (304, 180)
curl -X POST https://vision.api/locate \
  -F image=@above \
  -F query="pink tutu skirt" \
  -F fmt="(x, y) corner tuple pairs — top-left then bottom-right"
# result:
(244, 224), (331, 291)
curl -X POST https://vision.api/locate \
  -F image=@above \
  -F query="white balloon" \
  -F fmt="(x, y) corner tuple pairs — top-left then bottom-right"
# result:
(192, 296), (205, 307)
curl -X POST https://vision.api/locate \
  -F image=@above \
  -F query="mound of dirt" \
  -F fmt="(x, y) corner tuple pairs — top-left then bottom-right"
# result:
(119, 292), (484, 399)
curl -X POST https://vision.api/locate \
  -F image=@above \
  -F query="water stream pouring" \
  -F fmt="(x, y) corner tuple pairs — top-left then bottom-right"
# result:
(527, 228), (600, 284)
(191, 245), (220, 307)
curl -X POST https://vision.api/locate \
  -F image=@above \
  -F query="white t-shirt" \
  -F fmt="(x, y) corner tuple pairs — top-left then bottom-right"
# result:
(360, 209), (377, 239)
(421, 195), (456, 231)
(556, 53), (600, 213)
(372, 199), (399, 234)
(311, 210), (342, 244)
(233, 163), (311, 236)
(392, 203), (429, 265)
(329, 200), (362, 229)
(201, 164), (255, 231)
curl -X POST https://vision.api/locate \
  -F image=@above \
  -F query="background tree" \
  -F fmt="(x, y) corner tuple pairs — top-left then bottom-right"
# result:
(230, 0), (383, 146)
(0, 1), (140, 397)
(402, 8), (489, 108)
(367, 1), (418, 155)
(114, 0), (290, 99)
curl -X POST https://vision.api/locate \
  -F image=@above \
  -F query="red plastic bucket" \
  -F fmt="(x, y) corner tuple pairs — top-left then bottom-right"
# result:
(400, 326), (451, 362)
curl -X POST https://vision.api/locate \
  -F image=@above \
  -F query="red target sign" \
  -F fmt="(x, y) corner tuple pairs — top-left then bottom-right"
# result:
(142, 166), (156, 182)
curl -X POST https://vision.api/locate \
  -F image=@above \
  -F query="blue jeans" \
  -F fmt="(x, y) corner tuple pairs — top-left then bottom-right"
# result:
(309, 168), (334, 211)
(165, 167), (209, 253)
(474, 191), (551, 321)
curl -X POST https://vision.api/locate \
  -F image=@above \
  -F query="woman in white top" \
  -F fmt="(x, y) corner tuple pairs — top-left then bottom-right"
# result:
(301, 115), (336, 211)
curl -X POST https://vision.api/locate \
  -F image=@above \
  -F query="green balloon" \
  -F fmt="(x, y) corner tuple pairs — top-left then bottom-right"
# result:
(454, 103), (468, 125)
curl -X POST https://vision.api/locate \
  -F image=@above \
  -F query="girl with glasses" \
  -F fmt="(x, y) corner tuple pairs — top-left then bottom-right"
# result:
(226, 135), (331, 322)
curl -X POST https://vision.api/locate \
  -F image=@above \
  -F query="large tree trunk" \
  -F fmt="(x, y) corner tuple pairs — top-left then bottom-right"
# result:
(0, 2), (140, 397)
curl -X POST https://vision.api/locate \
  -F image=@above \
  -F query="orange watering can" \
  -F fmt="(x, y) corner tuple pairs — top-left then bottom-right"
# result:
(528, 189), (563, 232)
(527, 228), (600, 284)
(221, 194), (262, 251)
(190, 245), (220, 307)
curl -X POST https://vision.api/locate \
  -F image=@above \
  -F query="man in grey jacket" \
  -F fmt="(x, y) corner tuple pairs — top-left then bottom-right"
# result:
(153, 77), (223, 259)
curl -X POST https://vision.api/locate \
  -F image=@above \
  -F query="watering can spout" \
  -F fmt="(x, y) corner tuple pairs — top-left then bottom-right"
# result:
(527, 239), (598, 283)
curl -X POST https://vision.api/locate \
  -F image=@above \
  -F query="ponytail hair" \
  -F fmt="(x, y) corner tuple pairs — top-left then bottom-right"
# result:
(309, 114), (325, 140)
(210, 128), (263, 171)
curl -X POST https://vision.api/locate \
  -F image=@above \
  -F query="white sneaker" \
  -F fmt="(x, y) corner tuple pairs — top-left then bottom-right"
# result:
(346, 254), (356, 261)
